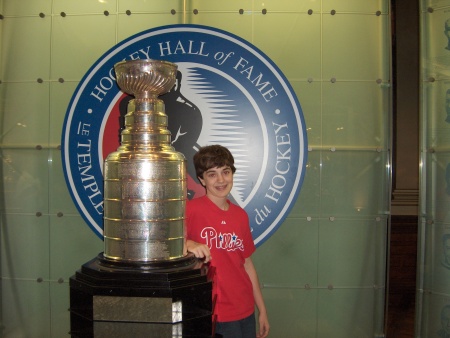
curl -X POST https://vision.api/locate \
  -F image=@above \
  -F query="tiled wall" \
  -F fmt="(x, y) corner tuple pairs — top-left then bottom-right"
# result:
(0, 1), (391, 337)
(418, 1), (450, 336)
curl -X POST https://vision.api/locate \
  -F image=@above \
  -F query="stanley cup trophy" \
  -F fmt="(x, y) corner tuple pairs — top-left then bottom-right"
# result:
(103, 59), (186, 263)
(69, 60), (214, 338)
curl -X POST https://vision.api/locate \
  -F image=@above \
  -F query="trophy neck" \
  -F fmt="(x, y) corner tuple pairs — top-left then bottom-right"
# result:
(134, 91), (159, 100)
(119, 97), (173, 148)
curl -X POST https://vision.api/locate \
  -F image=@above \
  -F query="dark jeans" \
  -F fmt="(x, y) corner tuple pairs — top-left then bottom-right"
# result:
(215, 312), (256, 338)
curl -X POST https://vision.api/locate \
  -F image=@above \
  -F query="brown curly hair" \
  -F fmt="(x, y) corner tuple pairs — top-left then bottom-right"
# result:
(193, 145), (236, 181)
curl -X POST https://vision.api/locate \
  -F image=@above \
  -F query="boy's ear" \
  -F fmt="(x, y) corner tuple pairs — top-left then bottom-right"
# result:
(198, 176), (205, 187)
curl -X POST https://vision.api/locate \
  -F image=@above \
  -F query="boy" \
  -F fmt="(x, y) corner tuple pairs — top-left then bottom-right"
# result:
(186, 145), (270, 338)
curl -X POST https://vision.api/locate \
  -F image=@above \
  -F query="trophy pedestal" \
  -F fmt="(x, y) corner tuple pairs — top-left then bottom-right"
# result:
(69, 254), (214, 338)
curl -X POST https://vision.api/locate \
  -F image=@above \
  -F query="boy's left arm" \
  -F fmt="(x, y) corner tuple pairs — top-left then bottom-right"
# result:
(244, 257), (270, 338)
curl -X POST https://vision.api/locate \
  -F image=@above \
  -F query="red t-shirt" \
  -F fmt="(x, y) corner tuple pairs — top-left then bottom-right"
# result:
(186, 195), (256, 322)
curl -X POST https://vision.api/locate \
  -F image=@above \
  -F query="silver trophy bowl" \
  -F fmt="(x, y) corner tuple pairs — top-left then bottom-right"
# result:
(114, 59), (177, 99)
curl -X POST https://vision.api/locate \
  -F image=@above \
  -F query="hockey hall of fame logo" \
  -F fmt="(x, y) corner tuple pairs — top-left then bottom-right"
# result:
(61, 24), (308, 247)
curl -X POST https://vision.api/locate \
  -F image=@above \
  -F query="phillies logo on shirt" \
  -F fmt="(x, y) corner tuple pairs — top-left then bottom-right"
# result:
(61, 24), (308, 247)
(201, 227), (245, 252)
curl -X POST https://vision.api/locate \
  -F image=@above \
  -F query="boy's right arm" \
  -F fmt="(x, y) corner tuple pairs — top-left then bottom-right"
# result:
(186, 239), (212, 263)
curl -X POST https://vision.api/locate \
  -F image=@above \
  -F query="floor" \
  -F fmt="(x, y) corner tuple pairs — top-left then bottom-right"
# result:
(385, 215), (417, 338)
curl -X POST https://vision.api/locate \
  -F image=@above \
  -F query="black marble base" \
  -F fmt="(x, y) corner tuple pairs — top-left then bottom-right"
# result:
(69, 253), (214, 337)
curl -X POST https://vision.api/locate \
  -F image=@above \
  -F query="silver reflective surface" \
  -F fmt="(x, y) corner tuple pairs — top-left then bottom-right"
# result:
(103, 59), (186, 262)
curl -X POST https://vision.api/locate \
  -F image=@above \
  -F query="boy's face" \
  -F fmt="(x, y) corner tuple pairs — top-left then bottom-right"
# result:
(199, 165), (233, 199)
